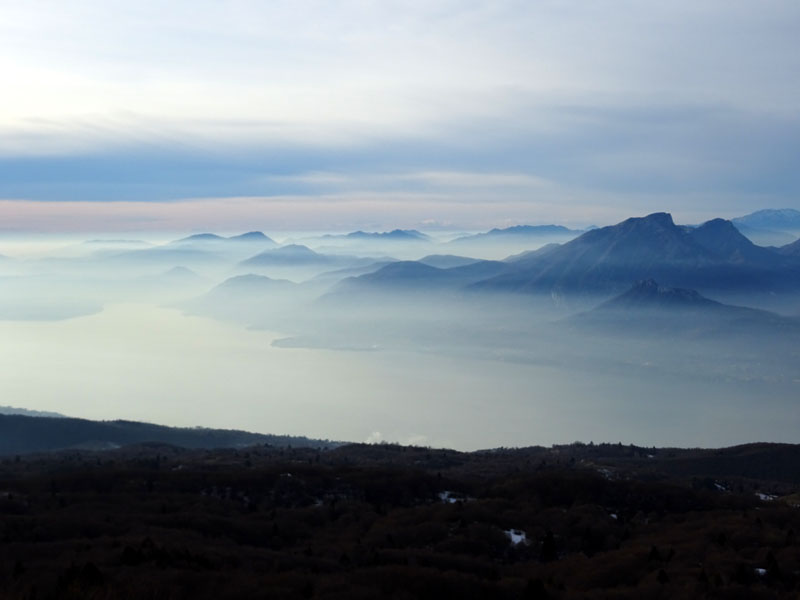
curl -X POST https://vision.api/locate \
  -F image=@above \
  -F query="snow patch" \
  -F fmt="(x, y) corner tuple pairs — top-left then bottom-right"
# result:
(438, 490), (468, 504)
(505, 529), (527, 545)
(596, 468), (613, 480)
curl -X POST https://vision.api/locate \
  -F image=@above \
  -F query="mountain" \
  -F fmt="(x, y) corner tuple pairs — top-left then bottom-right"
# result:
(732, 223), (797, 247)
(417, 254), (480, 269)
(159, 266), (204, 282)
(503, 243), (562, 263)
(732, 209), (800, 246)
(176, 233), (225, 242)
(327, 259), (510, 301)
(472, 212), (800, 298)
(341, 261), (449, 288)
(310, 261), (397, 285)
(733, 208), (800, 231)
(0, 405), (65, 418)
(777, 237), (800, 257)
(228, 231), (273, 242)
(0, 414), (341, 455)
(687, 218), (786, 266)
(450, 224), (580, 244)
(181, 273), (303, 326)
(238, 245), (381, 275)
(208, 273), (295, 294)
(174, 231), (277, 246)
(343, 229), (430, 241)
(569, 279), (800, 337)
(598, 278), (723, 311)
(239, 244), (332, 267)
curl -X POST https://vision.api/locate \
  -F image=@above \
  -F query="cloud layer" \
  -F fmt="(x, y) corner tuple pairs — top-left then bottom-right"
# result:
(1, 1), (799, 229)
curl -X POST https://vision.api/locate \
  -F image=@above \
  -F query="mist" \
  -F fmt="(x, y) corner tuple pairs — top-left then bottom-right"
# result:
(1, 215), (798, 450)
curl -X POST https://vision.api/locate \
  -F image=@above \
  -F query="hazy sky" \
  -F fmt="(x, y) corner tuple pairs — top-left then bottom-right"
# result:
(2, 1), (799, 231)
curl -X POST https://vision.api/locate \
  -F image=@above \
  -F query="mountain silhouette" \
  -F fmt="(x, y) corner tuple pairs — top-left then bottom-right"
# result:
(472, 213), (800, 297)
(450, 224), (579, 244)
(569, 279), (800, 337)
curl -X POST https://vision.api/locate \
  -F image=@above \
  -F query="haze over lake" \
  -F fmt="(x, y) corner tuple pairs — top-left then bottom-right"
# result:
(1, 291), (796, 450)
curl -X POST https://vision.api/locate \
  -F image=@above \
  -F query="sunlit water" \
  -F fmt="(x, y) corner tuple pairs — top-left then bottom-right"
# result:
(0, 303), (797, 450)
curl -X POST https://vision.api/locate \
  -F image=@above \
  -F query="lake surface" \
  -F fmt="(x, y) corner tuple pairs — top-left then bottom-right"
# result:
(0, 303), (797, 450)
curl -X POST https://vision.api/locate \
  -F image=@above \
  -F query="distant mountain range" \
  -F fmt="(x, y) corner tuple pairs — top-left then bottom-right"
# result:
(322, 229), (430, 242)
(417, 254), (481, 269)
(238, 245), (383, 276)
(330, 259), (510, 299)
(731, 209), (800, 246)
(0, 405), (65, 418)
(240, 244), (332, 267)
(449, 224), (582, 244)
(328, 212), (800, 306)
(175, 231), (277, 245)
(472, 212), (800, 297)
(732, 208), (800, 231)
(0, 414), (341, 455)
(105, 232), (280, 268)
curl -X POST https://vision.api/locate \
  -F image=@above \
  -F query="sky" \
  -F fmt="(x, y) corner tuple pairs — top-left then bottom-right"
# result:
(1, 0), (799, 232)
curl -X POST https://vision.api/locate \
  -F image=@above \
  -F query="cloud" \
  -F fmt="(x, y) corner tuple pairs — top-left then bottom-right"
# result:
(1, 1), (799, 225)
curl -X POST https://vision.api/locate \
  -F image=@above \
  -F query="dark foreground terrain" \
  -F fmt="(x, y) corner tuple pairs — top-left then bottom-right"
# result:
(1, 441), (799, 599)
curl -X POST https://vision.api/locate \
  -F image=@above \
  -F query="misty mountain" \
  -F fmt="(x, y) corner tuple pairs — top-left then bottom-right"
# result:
(240, 244), (331, 267)
(0, 405), (65, 418)
(733, 208), (800, 231)
(732, 223), (797, 248)
(450, 224), (580, 244)
(310, 260), (397, 284)
(186, 274), (298, 311)
(0, 414), (341, 455)
(329, 259), (510, 298)
(471, 212), (800, 299)
(180, 273), (309, 326)
(158, 265), (204, 283)
(131, 266), (211, 301)
(569, 279), (800, 337)
(206, 273), (296, 295)
(327, 229), (430, 242)
(417, 254), (480, 268)
(229, 231), (275, 243)
(732, 209), (800, 247)
(686, 218), (787, 266)
(174, 231), (277, 246)
(177, 233), (225, 242)
(104, 231), (280, 268)
(444, 224), (581, 260)
(777, 237), (800, 257)
(238, 245), (382, 279)
(503, 243), (562, 263)
(599, 278), (722, 311)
